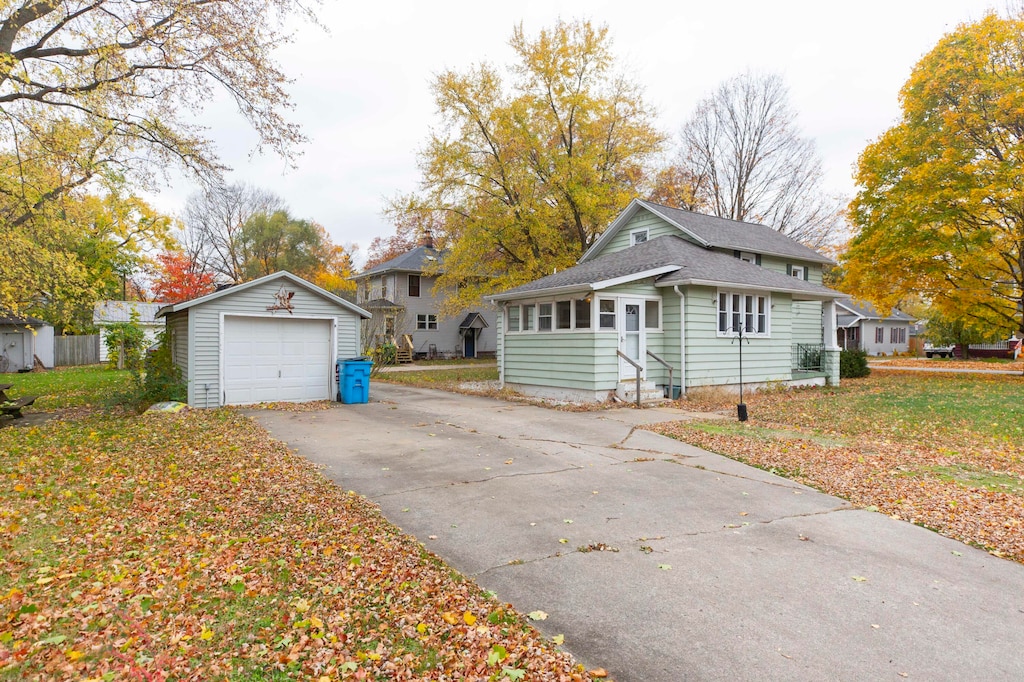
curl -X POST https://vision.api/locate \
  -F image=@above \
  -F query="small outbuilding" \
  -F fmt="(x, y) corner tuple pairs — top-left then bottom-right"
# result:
(0, 313), (54, 372)
(94, 300), (168, 362)
(156, 271), (370, 408)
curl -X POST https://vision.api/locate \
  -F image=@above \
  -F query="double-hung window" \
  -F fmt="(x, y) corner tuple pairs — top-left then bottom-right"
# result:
(599, 299), (616, 330)
(507, 306), (520, 332)
(408, 274), (421, 297)
(717, 291), (769, 336)
(875, 327), (884, 344)
(538, 303), (553, 331)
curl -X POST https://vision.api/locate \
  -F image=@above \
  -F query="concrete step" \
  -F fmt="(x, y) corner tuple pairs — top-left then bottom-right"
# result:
(615, 380), (666, 405)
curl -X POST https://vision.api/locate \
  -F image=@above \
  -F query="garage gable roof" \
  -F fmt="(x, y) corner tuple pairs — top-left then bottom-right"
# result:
(156, 271), (371, 319)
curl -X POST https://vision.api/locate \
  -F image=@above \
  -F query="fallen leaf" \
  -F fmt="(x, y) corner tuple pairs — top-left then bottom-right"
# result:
(658, 564), (671, 570)
(552, 634), (564, 645)
(527, 610), (548, 621)
(852, 576), (868, 582)
(589, 668), (609, 678)
(463, 611), (476, 625)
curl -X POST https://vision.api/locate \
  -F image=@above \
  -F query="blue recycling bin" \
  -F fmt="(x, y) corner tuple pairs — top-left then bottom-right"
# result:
(338, 357), (373, 404)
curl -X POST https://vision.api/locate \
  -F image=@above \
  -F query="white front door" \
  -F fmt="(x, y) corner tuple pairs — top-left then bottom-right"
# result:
(618, 299), (645, 379)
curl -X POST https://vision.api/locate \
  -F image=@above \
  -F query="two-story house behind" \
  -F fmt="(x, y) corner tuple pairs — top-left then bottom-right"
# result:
(352, 233), (497, 359)
(487, 199), (845, 402)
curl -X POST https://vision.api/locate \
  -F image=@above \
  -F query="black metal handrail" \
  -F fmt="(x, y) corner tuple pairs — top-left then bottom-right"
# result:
(793, 343), (824, 371)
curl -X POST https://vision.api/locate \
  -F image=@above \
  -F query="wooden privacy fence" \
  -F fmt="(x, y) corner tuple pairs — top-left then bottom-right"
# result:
(55, 335), (100, 366)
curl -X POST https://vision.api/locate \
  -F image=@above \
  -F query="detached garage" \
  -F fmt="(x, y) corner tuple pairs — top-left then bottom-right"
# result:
(157, 271), (370, 408)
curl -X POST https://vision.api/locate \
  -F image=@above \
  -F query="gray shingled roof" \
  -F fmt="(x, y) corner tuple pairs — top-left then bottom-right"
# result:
(637, 200), (834, 264)
(357, 246), (444, 277)
(837, 314), (860, 328)
(492, 235), (840, 301)
(837, 298), (914, 322)
(93, 300), (167, 325)
(363, 298), (404, 309)
(0, 312), (48, 326)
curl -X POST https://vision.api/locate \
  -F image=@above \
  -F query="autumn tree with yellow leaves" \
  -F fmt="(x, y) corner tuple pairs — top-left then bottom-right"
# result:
(843, 10), (1024, 338)
(0, 0), (312, 318)
(386, 20), (664, 313)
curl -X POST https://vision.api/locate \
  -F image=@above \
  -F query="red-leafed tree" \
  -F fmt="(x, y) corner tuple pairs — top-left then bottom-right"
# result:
(152, 252), (216, 303)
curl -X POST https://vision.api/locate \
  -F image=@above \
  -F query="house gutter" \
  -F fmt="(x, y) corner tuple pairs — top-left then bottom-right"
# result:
(673, 285), (686, 397)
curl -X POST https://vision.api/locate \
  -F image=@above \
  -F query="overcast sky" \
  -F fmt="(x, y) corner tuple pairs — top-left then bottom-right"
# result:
(149, 0), (991, 266)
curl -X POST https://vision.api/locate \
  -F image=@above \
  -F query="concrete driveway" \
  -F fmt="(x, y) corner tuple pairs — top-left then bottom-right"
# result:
(252, 384), (1024, 681)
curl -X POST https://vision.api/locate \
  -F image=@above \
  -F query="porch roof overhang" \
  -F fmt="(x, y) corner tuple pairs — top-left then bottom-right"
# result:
(458, 312), (489, 329)
(487, 284), (593, 303)
(363, 298), (405, 310)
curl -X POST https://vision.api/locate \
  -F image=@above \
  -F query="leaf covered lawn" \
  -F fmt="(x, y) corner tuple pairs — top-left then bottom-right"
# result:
(1, 409), (589, 680)
(650, 372), (1024, 562)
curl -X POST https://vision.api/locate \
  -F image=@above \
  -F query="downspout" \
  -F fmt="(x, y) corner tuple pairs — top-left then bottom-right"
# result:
(498, 302), (506, 388)
(673, 286), (686, 397)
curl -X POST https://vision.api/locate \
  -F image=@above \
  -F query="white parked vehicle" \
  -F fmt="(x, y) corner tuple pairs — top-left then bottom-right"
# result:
(924, 343), (955, 358)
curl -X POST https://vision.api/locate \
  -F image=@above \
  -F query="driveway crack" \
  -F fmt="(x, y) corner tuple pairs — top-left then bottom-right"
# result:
(377, 465), (585, 498)
(471, 551), (570, 578)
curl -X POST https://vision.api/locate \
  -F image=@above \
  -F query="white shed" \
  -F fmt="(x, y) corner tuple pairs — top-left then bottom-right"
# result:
(0, 313), (54, 372)
(94, 301), (168, 362)
(156, 271), (370, 408)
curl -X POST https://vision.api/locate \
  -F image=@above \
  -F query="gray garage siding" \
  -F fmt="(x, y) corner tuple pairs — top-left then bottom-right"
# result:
(185, 279), (362, 408)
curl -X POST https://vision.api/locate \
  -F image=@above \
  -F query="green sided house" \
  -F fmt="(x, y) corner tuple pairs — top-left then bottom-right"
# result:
(157, 271), (370, 408)
(488, 199), (845, 402)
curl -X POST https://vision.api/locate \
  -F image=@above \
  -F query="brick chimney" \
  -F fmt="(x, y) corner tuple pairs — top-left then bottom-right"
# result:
(419, 228), (434, 249)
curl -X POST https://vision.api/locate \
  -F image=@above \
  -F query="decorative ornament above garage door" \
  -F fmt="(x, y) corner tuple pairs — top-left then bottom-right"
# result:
(267, 286), (295, 314)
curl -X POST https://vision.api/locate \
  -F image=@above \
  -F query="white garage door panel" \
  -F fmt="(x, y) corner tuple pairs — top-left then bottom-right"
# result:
(224, 317), (332, 405)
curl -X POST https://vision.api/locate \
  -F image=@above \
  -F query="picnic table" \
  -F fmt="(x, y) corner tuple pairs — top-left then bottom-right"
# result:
(0, 383), (38, 419)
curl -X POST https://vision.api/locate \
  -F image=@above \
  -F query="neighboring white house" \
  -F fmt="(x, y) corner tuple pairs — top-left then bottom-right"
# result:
(836, 299), (915, 356)
(156, 271), (370, 408)
(488, 199), (845, 403)
(93, 301), (167, 362)
(0, 313), (54, 372)
(352, 232), (497, 359)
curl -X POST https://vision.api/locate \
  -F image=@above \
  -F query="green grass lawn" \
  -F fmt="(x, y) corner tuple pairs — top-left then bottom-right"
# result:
(653, 370), (1024, 561)
(0, 363), (584, 679)
(748, 371), (1023, 447)
(3, 365), (132, 410)
(376, 366), (499, 390)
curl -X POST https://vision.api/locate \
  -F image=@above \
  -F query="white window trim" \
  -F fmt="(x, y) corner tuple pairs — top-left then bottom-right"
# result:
(790, 265), (806, 279)
(716, 289), (771, 338)
(506, 297), (597, 334)
(416, 313), (438, 331)
(738, 251), (757, 264)
(597, 297), (618, 332)
(630, 228), (649, 246)
(644, 299), (664, 332)
(505, 295), (665, 334)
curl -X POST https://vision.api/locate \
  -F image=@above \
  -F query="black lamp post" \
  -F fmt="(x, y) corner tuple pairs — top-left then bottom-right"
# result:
(733, 325), (750, 421)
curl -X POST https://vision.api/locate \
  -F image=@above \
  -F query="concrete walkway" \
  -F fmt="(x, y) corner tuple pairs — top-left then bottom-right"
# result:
(252, 384), (1024, 681)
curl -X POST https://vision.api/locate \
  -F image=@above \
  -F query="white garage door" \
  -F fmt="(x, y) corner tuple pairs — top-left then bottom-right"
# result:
(223, 317), (332, 405)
